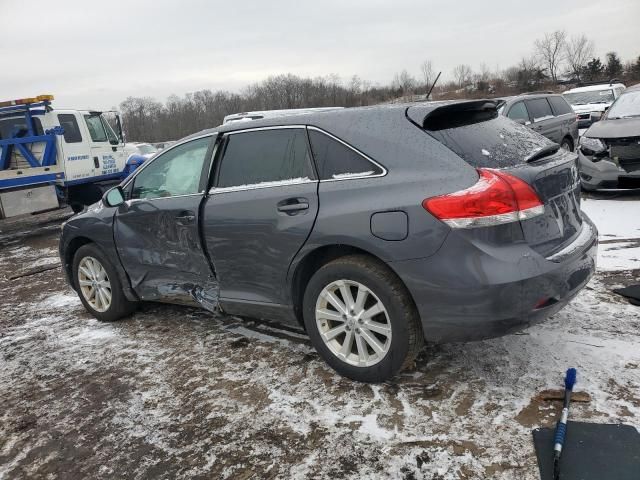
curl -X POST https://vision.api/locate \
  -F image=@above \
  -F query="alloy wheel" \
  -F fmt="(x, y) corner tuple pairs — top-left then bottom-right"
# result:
(315, 279), (392, 367)
(77, 256), (112, 313)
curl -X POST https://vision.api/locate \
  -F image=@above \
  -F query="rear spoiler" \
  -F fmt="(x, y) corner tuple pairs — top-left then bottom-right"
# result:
(406, 100), (499, 131)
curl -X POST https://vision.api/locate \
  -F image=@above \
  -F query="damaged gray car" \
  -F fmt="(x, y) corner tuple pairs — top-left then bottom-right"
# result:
(60, 101), (597, 382)
(578, 84), (640, 190)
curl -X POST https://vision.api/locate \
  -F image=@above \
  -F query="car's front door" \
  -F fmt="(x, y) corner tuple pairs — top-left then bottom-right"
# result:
(82, 113), (126, 180)
(202, 126), (319, 319)
(114, 135), (217, 306)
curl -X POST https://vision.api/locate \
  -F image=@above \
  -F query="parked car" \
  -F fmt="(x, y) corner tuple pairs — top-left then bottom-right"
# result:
(496, 92), (578, 151)
(563, 81), (626, 129)
(578, 83), (640, 190)
(123, 142), (158, 159)
(60, 101), (597, 382)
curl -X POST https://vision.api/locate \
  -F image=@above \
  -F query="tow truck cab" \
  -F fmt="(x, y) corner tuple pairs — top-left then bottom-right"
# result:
(0, 95), (134, 219)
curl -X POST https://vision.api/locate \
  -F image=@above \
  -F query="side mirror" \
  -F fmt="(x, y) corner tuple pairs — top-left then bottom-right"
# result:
(103, 186), (125, 208)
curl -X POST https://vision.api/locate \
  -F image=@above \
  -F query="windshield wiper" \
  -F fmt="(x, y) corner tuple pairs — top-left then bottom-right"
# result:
(525, 144), (560, 163)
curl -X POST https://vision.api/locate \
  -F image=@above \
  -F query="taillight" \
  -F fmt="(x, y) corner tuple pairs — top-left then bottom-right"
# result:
(422, 169), (544, 228)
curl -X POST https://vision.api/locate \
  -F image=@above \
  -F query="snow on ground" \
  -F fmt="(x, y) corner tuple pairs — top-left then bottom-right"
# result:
(582, 195), (640, 271)
(0, 199), (638, 479)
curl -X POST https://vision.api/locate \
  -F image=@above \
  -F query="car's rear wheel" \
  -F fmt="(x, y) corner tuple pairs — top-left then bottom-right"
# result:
(561, 137), (574, 152)
(72, 244), (136, 321)
(302, 255), (423, 382)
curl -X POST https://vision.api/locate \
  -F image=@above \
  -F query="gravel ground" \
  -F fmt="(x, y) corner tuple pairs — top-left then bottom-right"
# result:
(1, 197), (639, 480)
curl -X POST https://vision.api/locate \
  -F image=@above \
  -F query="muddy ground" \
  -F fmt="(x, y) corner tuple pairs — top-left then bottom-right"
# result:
(1, 202), (639, 480)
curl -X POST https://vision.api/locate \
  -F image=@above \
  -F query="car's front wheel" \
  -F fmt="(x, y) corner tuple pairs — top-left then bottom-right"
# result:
(302, 255), (423, 382)
(72, 243), (136, 321)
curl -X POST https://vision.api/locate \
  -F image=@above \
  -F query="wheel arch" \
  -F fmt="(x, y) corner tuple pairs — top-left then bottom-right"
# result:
(289, 244), (417, 325)
(64, 236), (94, 289)
(561, 135), (574, 151)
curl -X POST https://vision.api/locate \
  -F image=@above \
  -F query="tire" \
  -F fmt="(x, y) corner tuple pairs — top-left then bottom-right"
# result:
(70, 203), (84, 214)
(302, 255), (423, 383)
(561, 137), (573, 152)
(72, 243), (136, 321)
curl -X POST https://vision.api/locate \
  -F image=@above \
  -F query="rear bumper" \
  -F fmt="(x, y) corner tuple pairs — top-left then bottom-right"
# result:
(388, 216), (598, 343)
(579, 151), (640, 190)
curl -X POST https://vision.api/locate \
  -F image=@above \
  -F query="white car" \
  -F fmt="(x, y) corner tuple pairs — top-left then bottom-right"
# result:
(124, 142), (158, 160)
(563, 81), (626, 129)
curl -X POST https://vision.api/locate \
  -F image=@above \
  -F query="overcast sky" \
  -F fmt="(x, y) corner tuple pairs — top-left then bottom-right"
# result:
(1, 0), (638, 110)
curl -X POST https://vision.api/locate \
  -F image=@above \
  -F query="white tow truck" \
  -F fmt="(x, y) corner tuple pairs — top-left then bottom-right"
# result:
(0, 94), (144, 219)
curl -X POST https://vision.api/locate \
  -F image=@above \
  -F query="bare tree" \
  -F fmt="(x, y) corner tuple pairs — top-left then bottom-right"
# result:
(393, 69), (417, 95)
(420, 59), (435, 89)
(452, 64), (473, 88)
(564, 34), (594, 80)
(534, 30), (567, 82)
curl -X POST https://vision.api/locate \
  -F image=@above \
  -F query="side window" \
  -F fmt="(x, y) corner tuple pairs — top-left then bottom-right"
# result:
(307, 129), (382, 180)
(548, 96), (573, 116)
(131, 137), (211, 200)
(526, 98), (554, 122)
(216, 129), (313, 188)
(507, 102), (530, 124)
(57, 114), (83, 143)
(84, 114), (108, 142)
(0, 117), (43, 138)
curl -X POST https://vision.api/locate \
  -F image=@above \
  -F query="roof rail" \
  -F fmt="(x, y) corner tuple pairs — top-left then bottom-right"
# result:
(576, 78), (622, 87)
(522, 90), (555, 95)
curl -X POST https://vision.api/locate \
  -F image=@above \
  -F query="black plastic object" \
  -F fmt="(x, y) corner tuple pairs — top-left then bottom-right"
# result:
(613, 284), (640, 306)
(533, 422), (640, 480)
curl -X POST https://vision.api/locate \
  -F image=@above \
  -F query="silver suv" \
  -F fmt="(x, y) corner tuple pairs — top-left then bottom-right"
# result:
(497, 93), (579, 152)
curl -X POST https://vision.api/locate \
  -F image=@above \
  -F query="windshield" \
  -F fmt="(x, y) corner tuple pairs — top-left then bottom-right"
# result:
(137, 144), (157, 154)
(564, 89), (614, 105)
(606, 91), (640, 119)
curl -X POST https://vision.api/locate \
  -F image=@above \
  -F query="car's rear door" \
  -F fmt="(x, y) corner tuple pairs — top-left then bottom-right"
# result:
(548, 96), (578, 147)
(202, 126), (319, 316)
(114, 135), (217, 306)
(526, 97), (560, 143)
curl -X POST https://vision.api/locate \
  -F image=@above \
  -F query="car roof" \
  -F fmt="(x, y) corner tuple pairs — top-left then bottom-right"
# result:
(564, 83), (625, 93)
(182, 100), (479, 141)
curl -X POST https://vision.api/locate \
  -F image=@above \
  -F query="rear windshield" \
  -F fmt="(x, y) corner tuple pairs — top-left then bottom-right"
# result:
(425, 114), (553, 168)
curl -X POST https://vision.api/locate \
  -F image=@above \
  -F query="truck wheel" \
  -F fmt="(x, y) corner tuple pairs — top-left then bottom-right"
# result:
(72, 244), (136, 321)
(302, 255), (423, 383)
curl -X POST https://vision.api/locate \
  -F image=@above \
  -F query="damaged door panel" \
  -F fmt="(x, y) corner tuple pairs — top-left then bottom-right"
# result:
(202, 127), (319, 323)
(114, 135), (218, 308)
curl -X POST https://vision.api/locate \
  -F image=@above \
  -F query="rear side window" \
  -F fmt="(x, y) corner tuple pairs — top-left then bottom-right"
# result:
(424, 114), (552, 168)
(0, 117), (43, 139)
(548, 96), (573, 116)
(307, 129), (382, 180)
(507, 102), (530, 123)
(57, 114), (83, 143)
(84, 114), (107, 142)
(526, 98), (554, 122)
(217, 129), (314, 188)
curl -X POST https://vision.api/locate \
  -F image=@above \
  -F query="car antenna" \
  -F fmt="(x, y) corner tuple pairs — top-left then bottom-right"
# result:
(426, 72), (442, 101)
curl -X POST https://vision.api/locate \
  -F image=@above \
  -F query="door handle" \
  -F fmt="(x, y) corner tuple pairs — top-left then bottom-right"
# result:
(277, 198), (309, 213)
(176, 211), (196, 224)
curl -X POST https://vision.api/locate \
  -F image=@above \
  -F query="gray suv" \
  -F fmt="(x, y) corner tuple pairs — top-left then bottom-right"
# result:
(60, 101), (597, 382)
(497, 93), (579, 152)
